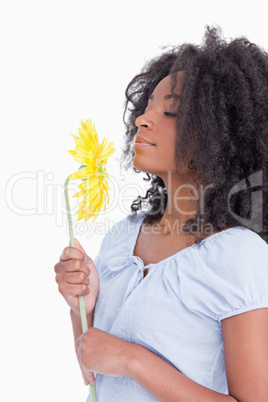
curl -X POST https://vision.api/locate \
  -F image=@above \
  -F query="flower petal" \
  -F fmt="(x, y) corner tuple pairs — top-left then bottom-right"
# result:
(68, 119), (115, 221)
(69, 167), (94, 180)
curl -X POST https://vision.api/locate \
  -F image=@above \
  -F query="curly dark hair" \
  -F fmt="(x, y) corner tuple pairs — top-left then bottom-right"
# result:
(121, 26), (268, 244)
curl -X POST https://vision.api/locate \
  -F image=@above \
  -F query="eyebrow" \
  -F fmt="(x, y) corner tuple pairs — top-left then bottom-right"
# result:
(149, 94), (182, 101)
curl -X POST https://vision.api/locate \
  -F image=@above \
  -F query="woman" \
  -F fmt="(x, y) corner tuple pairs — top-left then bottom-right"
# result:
(55, 27), (268, 401)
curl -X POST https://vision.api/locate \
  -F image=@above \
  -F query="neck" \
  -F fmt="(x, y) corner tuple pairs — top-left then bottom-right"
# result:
(157, 171), (201, 235)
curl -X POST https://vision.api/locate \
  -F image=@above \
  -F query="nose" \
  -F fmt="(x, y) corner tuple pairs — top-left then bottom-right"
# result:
(135, 111), (154, 129)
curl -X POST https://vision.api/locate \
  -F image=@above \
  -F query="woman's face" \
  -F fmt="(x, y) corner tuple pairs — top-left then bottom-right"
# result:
(133, 73), (186, 178)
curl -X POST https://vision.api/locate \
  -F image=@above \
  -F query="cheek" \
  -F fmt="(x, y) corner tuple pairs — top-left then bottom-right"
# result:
(160, 131), (177, 168)
(160, 128), (177, 155)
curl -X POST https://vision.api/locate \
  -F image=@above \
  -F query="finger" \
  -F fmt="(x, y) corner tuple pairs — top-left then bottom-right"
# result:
(80, 361), (96, 385)
(65, 272), (90, 285)
(58, 282), (90, 298)
(54, 260), (90, 276)
(74, 239), (93, 263)
(76, 335), (95, 385)
(67, 259), (90, 275)
(60, 246), (84, 262)
(85, 370), (95, 385)
(81, 363), (95, 385)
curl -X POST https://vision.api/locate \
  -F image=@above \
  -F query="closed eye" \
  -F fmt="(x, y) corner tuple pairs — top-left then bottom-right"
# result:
(164, 112), (177, 117)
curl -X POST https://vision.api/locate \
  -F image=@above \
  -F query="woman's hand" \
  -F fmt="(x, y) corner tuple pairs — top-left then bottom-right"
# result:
(77, 328), (138, 380)
(54, 238), (100, 317)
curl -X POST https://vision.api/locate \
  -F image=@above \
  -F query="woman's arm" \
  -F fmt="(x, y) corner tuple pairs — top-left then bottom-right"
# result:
(221, 308), (268, 401)
(70, 309), (95, 385)
(127, 342), (237, 402)
(78, 328), (235, 401)
(78, 308), (268, 401)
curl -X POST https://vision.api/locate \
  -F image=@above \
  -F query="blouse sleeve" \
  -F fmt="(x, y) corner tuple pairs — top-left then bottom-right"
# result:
(181, 227), (268, 322)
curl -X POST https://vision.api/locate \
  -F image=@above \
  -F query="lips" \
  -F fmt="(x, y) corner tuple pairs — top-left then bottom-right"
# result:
(134, 136), (155, 146)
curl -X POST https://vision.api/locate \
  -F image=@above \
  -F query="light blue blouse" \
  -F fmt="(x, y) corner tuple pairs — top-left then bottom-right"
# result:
(86, 214), (268, 401)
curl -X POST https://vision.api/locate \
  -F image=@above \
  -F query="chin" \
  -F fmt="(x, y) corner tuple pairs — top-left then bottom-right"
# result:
(133, 156), (150, 173)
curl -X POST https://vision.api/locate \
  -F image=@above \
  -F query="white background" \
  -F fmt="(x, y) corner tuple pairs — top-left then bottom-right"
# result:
(1, 1), (268, 401)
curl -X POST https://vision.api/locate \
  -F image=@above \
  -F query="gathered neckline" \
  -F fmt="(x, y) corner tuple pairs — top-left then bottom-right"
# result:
(131, 214), (248, 267)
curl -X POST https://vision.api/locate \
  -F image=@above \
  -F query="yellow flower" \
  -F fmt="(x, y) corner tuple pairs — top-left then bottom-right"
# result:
(69, 119), (116, 221)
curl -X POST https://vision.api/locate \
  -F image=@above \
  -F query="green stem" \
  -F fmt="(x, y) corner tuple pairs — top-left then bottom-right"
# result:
(64, 176), (97, 402)
(64, 177), (75, 247)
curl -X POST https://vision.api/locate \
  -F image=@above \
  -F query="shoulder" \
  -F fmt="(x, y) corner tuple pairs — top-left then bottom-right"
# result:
(183, 226), (268, 278)
(181, 226), (268, 321)
(199, 226), (268, 272)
